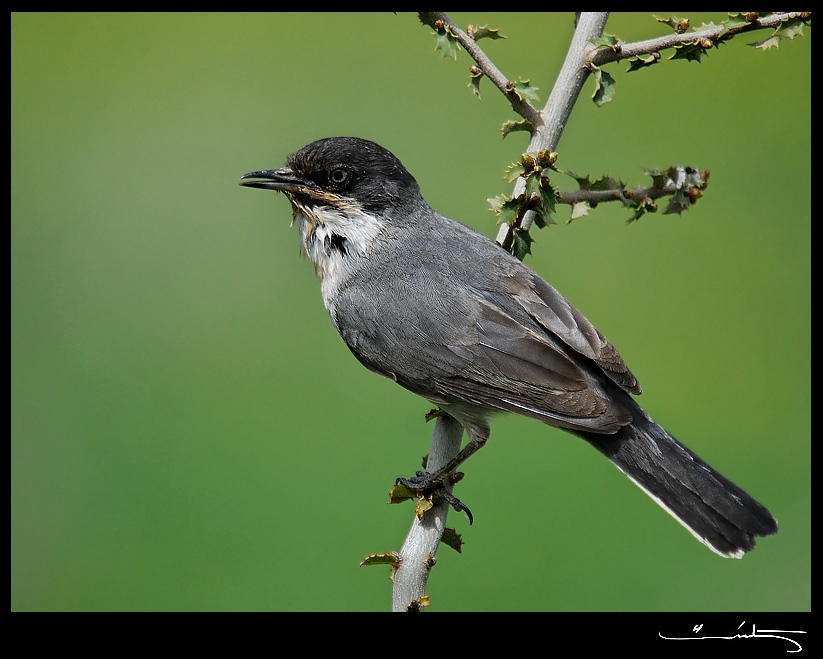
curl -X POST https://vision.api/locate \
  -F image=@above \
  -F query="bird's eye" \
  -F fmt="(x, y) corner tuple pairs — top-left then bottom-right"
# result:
(328, 167), (350, 188)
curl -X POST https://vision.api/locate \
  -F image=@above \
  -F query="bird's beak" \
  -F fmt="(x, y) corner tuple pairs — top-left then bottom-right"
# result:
(239, 167), (313, 194)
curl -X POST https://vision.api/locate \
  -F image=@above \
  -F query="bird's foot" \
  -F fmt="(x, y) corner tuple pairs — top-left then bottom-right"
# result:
(396, 471), (473, 524)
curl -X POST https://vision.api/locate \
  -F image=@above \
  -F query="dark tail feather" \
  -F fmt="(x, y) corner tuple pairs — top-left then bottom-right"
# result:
(579, 411), (778, 558)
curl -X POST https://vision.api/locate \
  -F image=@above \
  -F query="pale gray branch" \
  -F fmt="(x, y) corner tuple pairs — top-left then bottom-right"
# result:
(430, 12), (542, 126)
(392, 414), (464, 612)
(590, 12), (807, 66)
(495, 12), (609, 248)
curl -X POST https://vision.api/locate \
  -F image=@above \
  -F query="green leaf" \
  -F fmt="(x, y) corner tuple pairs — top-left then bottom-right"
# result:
(433, 28), (460, 61)
(535, 182), (558, 227)
(720, 13), (751, 38)
(417, 12), (438, 29)
(524, 171), (542, 200)
(507, 78), (540, 104)
(468, 66), (483, 99)
(565, 170), (592, 190)
(670, 42), (707, 63)
(654, 15), (690, 34)
(441, 528), (464, 553)
(389, 482), (416, 503)
(470, 24), (505, 41)
(359, 552), (401, 569)
(589, 174), (621, 191)
(414, 495), (435, 518)
(511, 229), (533, 261)
(750, 15), (808, 50)
(665, 187), (692, 214)
(591, 67), (616, 106)
(774, 16), (807, 40)
(504, 162), (527, 183)
(626, 198), (658, 223)
(627, 53), (660, 72)
(500, 119), (532, 138)
(749, 36), (781, 50)
(419, 14), (461, 61)
(488, 195), (521, 226)
(589, 34), (621, 50)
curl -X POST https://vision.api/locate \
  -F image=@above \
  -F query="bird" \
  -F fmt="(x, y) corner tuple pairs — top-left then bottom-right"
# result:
(240, 136), (778, 558)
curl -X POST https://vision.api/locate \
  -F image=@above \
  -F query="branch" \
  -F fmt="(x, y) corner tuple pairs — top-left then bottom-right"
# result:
(558, 180), (698, 206)
(495, 12), (610, 248)
(428, 12), (542, 126)
(590, 12), (810, 66)
(557, 166), (710, 221)
(391, 414), (464, 612)
(389, 12), (610, 609)
(393, 10), (807, 609)
(427, 12), (809, 249)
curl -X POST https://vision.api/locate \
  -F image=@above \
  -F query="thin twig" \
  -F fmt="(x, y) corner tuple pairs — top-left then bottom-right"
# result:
(590, 12), (807, 66)
(557, 181), (696, 206)
(430, 12), (542, 126)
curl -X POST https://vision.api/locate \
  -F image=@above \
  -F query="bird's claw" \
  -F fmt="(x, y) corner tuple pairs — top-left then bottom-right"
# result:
(396, 471), (473, 524)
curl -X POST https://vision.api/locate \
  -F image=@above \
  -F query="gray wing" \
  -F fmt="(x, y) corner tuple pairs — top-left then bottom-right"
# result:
(331, 246), (640, 436)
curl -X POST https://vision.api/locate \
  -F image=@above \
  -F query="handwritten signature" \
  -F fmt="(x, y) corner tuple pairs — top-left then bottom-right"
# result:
(660, 621), (807, 654)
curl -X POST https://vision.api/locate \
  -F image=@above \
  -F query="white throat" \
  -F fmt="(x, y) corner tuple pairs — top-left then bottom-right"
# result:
(291, 200), (384, 301)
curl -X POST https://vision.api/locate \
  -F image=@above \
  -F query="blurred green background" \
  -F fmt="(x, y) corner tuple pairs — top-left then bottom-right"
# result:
(12, 13), (809, 611)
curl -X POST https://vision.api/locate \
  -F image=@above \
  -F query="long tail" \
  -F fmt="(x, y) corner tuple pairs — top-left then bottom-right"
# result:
(579, 408), (778, 558)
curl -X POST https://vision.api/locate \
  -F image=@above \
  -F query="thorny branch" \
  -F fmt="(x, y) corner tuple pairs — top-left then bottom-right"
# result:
(429, 11), (809, 249)
(428, 11), (542, 126)
(589, 12), (809, 67)
(389, 11), (809, 611)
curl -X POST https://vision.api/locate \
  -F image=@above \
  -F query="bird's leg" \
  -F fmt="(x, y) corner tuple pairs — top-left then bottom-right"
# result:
(396, 423), (488, 524)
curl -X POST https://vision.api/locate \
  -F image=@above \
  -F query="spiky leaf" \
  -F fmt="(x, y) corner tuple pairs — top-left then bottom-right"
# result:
(589, 175), (621, 191)
(501, 118), (532, 138)
(389, 482), (416, 504)
(670, 42), (707, 62)
(433, 27), (460, 61)
(750, 15), (808, 50)
(589, 34), (621, 50)
(468, 66), (483, 99)
(627, 53), (660, 72)
(441, 528), (464, 553)
(566, 170), (592, 190)
(507, 78), (540, 104)
(534, 182), (558, 227)
(417, 12), (438, 29)
(504, 162), (527, 183)
(720, 12), (752, 38)
(360, 552), (401, 569)
(592, 67), (616, 106)
(511, 229), (533, 261)
(470, 24), (505, 41)
(654, 15), (690, 33)
(524, 171), (542, 200)
(488, 194), (521, 226)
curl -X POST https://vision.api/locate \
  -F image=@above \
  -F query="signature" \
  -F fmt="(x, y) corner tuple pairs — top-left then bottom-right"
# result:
(659, 621), (807, 654)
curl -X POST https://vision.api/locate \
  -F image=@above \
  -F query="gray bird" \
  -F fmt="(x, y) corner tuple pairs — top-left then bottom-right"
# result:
(240, 136), (777, 558)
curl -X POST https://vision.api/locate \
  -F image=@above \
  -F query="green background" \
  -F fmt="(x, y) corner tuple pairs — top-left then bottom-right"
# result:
(12, 13), (810, 611)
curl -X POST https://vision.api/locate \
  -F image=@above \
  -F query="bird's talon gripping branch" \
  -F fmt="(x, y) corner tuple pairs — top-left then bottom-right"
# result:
(397, 471), (473, 524)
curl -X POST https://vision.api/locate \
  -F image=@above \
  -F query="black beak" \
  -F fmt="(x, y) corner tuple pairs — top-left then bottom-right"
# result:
(239, 167), (312, 193)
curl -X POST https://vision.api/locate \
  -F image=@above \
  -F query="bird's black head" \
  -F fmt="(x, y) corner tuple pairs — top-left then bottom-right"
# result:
(240, 137), (423, 216)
